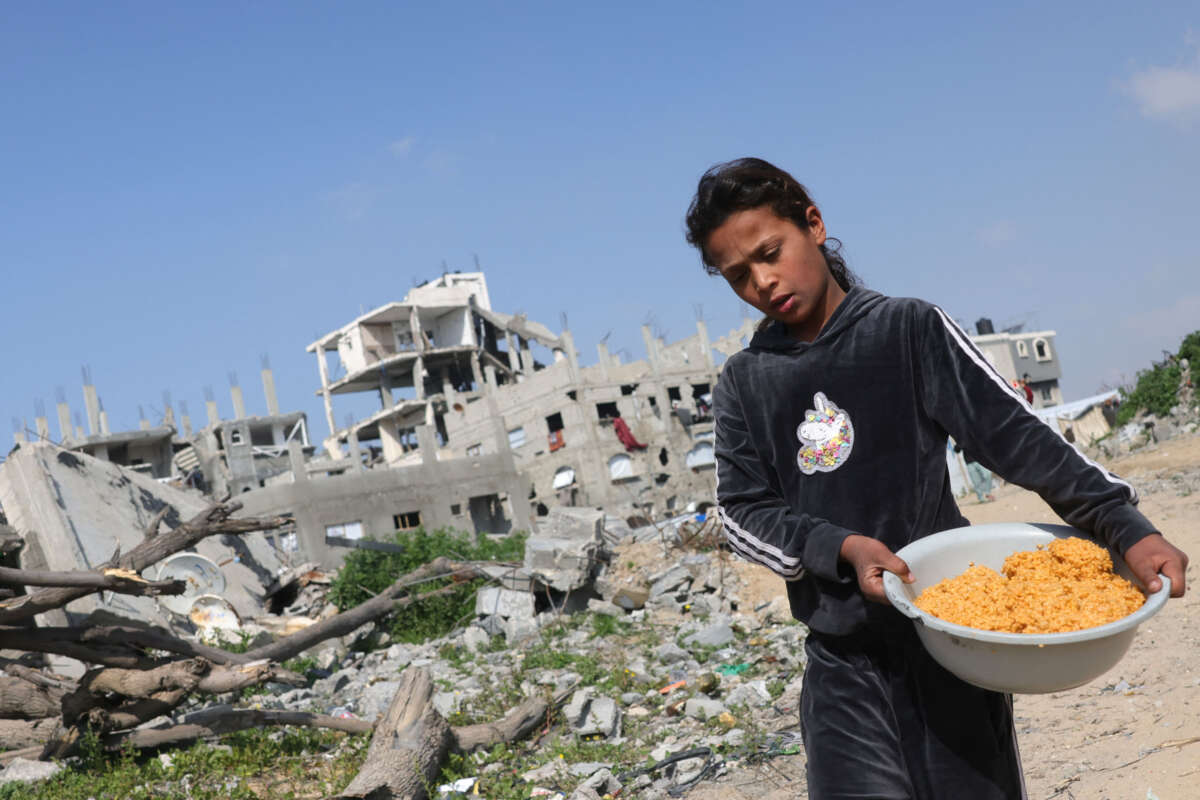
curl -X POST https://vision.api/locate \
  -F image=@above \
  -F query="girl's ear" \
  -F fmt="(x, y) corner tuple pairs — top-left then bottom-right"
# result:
(805, 205), (827, 246)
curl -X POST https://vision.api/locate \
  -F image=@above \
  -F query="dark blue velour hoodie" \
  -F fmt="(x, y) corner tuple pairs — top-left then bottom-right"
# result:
(712, 286), (1157, 636)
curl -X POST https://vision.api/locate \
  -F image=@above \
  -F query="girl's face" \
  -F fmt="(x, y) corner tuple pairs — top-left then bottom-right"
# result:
(706, 205), (846, 342)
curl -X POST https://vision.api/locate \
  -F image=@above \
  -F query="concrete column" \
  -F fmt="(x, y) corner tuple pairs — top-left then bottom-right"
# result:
(596, 343), (612, 382)
(409, 308), (425, 352)
(12, 430), (25, 445)
(440, 367), (457, 405)
(347, 428), (364, 472)
(380, 421), (405, 464)
(519, 338), (533, 376)
(412, 356), (426, 401)
(416, 425), (437, 466)
(287, 439), (308, 482)
(261, 368), (280, 416)
(205, 400), (220, 426)
(35, 416), (50, 441)
(82, 384), (100, 436)
(230, 385), (247, 420)
(561, 330), (581, 384)
(484, 364), (497, 392)
(99, 409), (112, 436)
(181, 414), (193, 437)
(696, 319), (716, 373)
(470, 351), (485, 391)
(315, 349), (337, 441)
(379, 373), (394, 409)
(56, 402), (72, 444)
(505, 332), (520, 374)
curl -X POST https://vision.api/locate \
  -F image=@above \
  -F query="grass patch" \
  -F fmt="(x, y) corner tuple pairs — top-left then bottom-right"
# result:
(328, 527), (526, 645)
(0, 728), (369, 800)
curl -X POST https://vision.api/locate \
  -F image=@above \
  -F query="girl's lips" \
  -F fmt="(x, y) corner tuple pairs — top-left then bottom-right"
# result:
(774, 295), (795, 313)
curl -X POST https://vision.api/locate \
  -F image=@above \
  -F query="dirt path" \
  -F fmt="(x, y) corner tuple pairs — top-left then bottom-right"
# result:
(689, 434), (1199, 800)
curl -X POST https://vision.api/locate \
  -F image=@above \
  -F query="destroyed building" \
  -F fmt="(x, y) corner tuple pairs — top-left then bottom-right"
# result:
(228, 271), (754, 568)
(971, 318), (1063, 408)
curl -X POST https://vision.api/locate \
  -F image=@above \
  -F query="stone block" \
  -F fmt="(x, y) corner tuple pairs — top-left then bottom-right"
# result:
(587, 597), (622, 617)
(564, 689), (621, 738)
(684, 622), (734, 649)
(611, 584), (649, 610)
(476, 586), (535, 619)
(684, 696), (727, 721)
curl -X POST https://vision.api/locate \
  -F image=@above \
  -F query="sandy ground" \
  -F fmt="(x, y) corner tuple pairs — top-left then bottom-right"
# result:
(687, 433), (1200, 800)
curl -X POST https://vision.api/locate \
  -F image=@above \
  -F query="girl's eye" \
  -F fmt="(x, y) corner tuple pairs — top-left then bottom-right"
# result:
(728, 270), (748, 283)
(763, 247), (780, 262)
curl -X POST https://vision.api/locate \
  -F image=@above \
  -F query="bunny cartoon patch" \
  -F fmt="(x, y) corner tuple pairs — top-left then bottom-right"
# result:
(796, 392), (854, 475)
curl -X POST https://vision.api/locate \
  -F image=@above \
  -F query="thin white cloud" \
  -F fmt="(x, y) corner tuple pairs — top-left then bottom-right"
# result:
(977, 220), (1016, 247)
(1120, 44), (1200, 120)
(388, 137), (416, 157)
(327, 181), (375, 221)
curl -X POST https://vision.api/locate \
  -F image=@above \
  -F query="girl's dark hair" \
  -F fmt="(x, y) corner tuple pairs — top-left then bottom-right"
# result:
(685, 157), (861, 292)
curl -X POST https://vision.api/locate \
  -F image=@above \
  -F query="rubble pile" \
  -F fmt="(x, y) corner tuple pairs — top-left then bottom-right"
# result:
(211, 513), (804, 799)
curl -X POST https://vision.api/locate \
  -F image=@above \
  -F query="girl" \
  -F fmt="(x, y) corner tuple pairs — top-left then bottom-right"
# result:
(685, 157), (1188, 800)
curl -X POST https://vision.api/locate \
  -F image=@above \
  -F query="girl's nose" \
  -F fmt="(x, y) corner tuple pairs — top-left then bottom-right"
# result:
(750, 263), (778, 294)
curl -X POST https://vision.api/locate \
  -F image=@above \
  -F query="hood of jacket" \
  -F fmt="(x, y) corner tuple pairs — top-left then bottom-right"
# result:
(748, 286), (887, 352)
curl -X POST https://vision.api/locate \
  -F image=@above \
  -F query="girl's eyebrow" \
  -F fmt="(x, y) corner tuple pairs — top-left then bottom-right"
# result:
(719, 237), (775, 274)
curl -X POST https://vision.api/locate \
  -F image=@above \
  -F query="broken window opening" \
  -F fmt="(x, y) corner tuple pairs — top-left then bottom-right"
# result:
(535, 502), (549, 516)
(566, 390), (578, 401)
(450, 503), (462, 515)
(667, 386), (682, 402)
(595, 401), (620, 420)
(393, 511), (422, 531)
(620, 384), (637, 396)
(229, 429), (243, 445)
(659, 447), (669, 466)
(325, 521), (364, 541)
(545, 412), (564, 432)
(466, 443), (482, 457)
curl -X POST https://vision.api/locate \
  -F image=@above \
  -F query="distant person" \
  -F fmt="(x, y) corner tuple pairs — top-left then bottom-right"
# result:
(955, 441), (995, 502)
(688, 157), (1188, 800)
(1019, 374), (1034, 404)
(1102, 397), (1119, 428)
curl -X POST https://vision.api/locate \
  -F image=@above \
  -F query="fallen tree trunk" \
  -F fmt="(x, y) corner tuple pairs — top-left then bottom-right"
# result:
(0, 719), (58, 753)
(332, 666), (454, 800)
(0, 677), (65, 720)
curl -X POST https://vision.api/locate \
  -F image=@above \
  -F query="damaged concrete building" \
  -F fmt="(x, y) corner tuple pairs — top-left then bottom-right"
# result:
(229, 271), (753, 568)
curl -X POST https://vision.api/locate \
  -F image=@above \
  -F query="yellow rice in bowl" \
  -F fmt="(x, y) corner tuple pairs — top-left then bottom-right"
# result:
(913, 537), (1145, 634)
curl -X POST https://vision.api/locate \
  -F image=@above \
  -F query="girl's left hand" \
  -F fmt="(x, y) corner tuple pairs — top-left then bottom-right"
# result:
(839, 534), (914, 604)
(1124, 533), (1188, 597)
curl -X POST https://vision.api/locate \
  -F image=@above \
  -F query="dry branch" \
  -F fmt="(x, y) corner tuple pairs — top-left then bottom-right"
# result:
(241, 557), (495, 665)
(0, 502), (289, 625)
(102, 709), (373, 752)
(0, 565), (185, 596)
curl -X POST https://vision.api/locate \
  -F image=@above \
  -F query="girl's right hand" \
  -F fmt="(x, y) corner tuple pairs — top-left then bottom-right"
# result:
(839, 535), (914, 604)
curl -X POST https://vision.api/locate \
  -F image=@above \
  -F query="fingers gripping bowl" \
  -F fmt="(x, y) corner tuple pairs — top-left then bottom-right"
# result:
(882, 523), (1170, 694)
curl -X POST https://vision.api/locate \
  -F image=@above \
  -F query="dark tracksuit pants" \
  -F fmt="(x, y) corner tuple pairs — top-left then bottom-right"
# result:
(800, 621), (1027, 800)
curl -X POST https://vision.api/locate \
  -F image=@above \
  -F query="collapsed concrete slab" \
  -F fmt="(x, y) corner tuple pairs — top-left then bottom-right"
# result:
(0, 441), (285, 626)
(523, 507), (608, 593)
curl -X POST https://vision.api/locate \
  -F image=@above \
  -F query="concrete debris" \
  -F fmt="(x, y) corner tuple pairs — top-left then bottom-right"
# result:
(204, 535), (811, 800)
(0, 757), (64, 785)
(563, 689), (621, 738)
(475, 586), (536, 620)
(0, 442), (285, 627)
(523, 507), (608, 593)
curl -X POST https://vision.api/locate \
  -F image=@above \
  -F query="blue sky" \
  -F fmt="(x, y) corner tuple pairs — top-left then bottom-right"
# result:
(3, 2), (1198, 443)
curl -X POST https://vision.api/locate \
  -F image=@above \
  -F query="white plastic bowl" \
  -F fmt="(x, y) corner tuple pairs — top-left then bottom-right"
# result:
(882, 522), (1169, 694)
